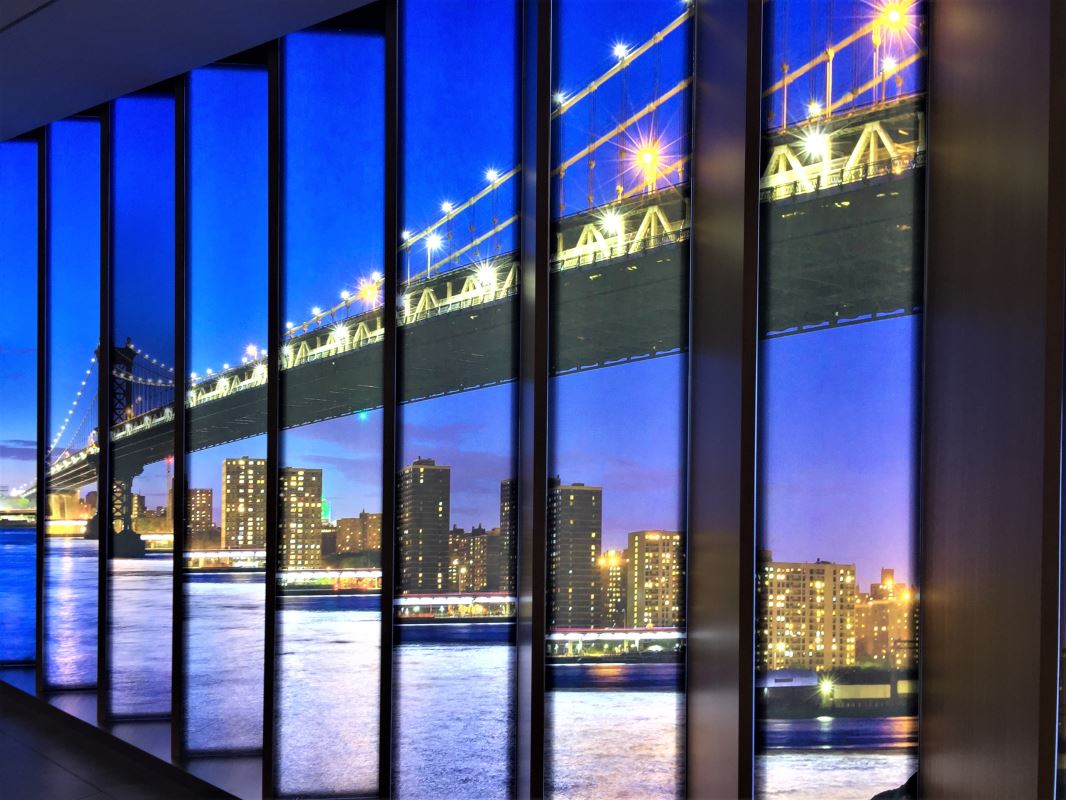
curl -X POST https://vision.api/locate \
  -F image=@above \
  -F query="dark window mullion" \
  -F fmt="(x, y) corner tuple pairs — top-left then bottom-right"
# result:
(35, 124), (49, 697)
(380, 1), (399, 796)
(262, 38), (282, 800)
(685, 2), (762, 798)
(516, 0), (551, 797)
(171, 73), (189, 766)
(98, 102), (114, 723)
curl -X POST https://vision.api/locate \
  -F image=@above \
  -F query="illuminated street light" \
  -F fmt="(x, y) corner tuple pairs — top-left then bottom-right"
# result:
(635, 142), (662, 191)
(476, 263), (497, 288)
(599, 209), (624, 237)
(426, 232), (444, 273)
(801, 129), (830, 162)
(819, 678), (834, 698)
(880, 1), (907, 31)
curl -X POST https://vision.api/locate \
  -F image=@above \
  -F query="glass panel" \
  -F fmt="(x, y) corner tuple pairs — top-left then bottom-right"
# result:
(394, 1), (520, 796)
(545, 2), (692, 797)
(44, 119), (101, 690)
(184, 64), (268, 753)
(0, 139), (38, 665)
(107, 94), (176, 716)
(275, 20), (384, 797)
(755, 1), (925, 797)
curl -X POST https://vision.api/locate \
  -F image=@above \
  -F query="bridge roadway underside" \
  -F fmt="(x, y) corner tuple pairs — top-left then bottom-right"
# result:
(50, 171), (923, 492)
(761, 167), (924, 335)
(51, 241), (689, 492)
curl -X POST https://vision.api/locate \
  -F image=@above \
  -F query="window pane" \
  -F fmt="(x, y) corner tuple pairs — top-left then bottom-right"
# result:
(108, 94), (176, 717)
(184, 65), (268, 753)
(546, 2), (692, 797)
(275, 20), (384, 797)
(755, 1), (925, 797)
(394, 1), (520, 796)
(44, 119), (101, 690)
(0, 139), (38, 664)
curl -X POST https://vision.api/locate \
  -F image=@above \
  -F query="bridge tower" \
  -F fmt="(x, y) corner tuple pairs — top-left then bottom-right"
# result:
(111, 337), (137, 423)
(106, 338), (146, 556)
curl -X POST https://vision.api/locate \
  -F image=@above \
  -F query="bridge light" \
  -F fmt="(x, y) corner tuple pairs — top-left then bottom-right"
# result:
(807, 100), (823, 117)
(819, 678), (834, 698)
(190, 372), (198, 380)
(341, 289), (351, 300)
(286, 321), (294, 330)
(801, 129), (830, 161)
(206, 368), (214, 376)
(599, 209), (624, 236)
(401, 229), (412, 241)
(426, 232), (444, 253)
(223, 363), (229, 370)
(879, 2), (907, 31)
(371, 271), (382, 282)
(358, 277), (380, 306)
(476, 264), (497, 287)
(246, 344), (258, 358)
(311, 307), (322, 317)
(441, 200), (454, 214)
(613, 42), (630, 60)
(485, 167), (499, 183)
(553, 90), (568, 106)
(882, 55), (898, 73)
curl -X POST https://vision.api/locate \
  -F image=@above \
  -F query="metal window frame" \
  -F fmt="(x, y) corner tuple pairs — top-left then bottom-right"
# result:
(97, 99), (113, 724)
(34, 122), (49, 698)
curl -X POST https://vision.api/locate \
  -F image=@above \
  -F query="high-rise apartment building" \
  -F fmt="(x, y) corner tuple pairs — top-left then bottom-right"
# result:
(186, 488), (214, 543)
(279, 467), (323, 570)
(221, 457), (267, 549)
(398, 458), (450, 593)
(598, 548), (628, 628)
(336, 510), (382, 553)
(756, 549), (858, 671)
(628, 531), (683, 628)
(490, 478), (517, 594)
(548, 478), (601, 629)
(448, 524), (487, 593)
(855, 567), (918, 669)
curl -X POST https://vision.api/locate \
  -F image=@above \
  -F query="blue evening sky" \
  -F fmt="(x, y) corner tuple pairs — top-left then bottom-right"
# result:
(3, 0), (923, 588)
(47, 120), (100, 469)
(0, 140), (37, 494)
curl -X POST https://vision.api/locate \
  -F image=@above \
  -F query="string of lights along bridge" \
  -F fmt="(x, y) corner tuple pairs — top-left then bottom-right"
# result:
(28, 0), (925, 497)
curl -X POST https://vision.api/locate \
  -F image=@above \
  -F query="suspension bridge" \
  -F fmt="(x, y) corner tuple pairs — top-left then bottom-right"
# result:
(21, 2), (926, 532)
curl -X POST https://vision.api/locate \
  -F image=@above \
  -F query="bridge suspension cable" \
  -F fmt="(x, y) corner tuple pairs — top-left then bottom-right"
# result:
(399, 5), (692, 254)
(47, 352), (96, 459)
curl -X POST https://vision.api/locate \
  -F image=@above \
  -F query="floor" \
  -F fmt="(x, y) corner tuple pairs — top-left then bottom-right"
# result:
(0, 690), (218, 799)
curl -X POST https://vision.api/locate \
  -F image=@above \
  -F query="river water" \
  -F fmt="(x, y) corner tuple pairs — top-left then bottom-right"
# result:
(3, 529), (915, 798)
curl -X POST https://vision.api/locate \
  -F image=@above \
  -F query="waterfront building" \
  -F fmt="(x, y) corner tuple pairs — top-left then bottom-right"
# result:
(548, 478), (601, 629)
(398, 457), (450, 593)
(756, 549), (858, 671)
(186, 488), (215, 547)
(492, 479), (517, 594)
(448, 524), (487, 592)
(627, 531), (683, 628)
(598, 548), (628, 628)
(279, 467), (323, 570)
(221, 457), (267, 549)
(855, 568), (919, 669)
(336, 510), (382, 553)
